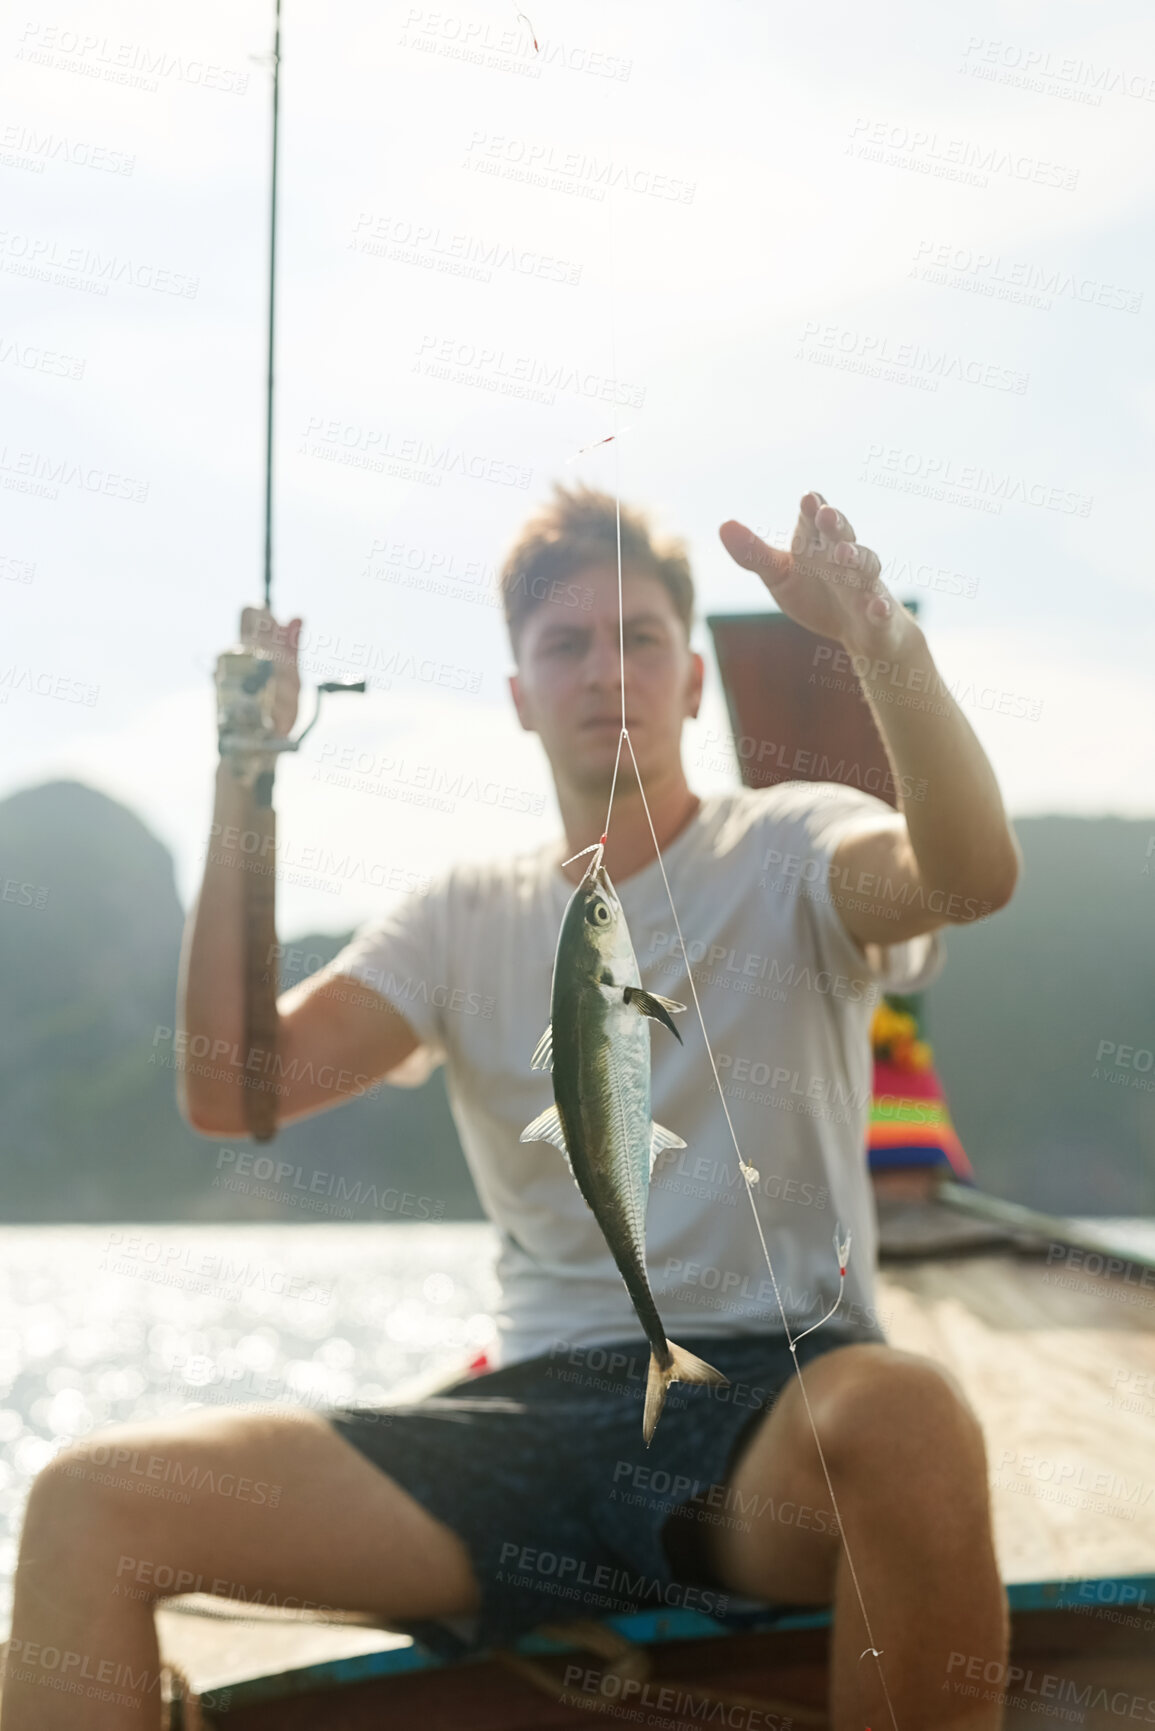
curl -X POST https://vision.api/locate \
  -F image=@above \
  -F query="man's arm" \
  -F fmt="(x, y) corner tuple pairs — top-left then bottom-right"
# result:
(720, 491), (1022, 947)
(828, 609), (1021, 943)
(176, 610), (422, 1137)
(178, 777), (421, 1135)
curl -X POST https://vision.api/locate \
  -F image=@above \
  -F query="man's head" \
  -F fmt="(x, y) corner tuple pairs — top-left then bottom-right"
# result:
(501, 482), (704, 799)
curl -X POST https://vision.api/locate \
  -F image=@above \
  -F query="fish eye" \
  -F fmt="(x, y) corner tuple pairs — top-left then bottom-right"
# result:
(586, 898), (612, 926)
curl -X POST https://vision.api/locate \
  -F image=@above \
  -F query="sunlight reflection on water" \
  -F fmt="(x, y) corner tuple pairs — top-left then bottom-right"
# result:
(0, 1222), (500, 1631)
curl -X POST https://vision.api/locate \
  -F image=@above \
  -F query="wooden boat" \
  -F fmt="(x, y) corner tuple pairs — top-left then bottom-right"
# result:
(151, 1177), (1155, 1728)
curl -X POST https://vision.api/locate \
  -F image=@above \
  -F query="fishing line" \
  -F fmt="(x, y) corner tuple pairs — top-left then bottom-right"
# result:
(580, 180), (900, 1729)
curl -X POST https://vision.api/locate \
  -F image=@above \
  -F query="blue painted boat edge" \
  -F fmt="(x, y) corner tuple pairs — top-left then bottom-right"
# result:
(210, 1575), (1155, 1709)
(1006, 1574), (1155, 1614)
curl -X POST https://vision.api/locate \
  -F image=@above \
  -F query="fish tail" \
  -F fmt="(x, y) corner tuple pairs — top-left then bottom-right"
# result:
(643, 1340), (730, 1447)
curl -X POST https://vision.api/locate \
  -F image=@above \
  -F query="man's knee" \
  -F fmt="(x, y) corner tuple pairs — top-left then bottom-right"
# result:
(809, 1347), (986, 1481)
(26, 1437), (125, 1527)
(15, 1447), (117, 1596)
(24, 1426), (175, 1548)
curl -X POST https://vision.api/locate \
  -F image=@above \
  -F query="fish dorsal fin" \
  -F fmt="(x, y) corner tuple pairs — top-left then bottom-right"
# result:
(519, 1102), (568, 1153)
(623, 987), (686, 1044)
(649, 1119), (687, 1174)
(529, 1023), (553, 1073)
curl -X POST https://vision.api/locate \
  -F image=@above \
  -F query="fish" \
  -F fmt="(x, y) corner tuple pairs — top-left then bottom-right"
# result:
(520, 854), (729, 1443)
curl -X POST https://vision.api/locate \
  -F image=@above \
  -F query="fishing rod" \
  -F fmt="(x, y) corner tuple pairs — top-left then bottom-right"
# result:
(214, 0), (364, 1142)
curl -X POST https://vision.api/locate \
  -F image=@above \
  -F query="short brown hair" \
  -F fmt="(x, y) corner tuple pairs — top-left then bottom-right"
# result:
(499, 481), (694, 655)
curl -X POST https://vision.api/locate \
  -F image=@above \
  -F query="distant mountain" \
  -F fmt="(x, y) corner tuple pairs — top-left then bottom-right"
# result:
(928, 814), (1155, 1214)
(0, 781), (1151, 1219)
(0, 781), (481, 1223)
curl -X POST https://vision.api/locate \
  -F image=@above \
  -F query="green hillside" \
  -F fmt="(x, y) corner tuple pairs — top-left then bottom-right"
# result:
(928, 814), (1155, 1213)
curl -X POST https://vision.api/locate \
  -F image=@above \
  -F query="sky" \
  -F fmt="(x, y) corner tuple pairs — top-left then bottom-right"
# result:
(3, 0), (1154, 940)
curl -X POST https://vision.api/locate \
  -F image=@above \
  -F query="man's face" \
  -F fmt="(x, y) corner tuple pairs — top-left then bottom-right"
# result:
(509, 561), (704, 796)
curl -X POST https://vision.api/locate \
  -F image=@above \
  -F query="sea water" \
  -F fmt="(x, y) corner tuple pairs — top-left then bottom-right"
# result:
(0, 1221), (500, 1634)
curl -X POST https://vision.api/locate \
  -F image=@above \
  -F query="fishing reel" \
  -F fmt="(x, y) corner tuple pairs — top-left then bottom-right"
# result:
(215, 646), (365, 787)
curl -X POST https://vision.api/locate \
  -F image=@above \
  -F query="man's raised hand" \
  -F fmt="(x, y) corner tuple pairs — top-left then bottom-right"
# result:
(719, 492), (913, 660)
(239, 606), (303, 738)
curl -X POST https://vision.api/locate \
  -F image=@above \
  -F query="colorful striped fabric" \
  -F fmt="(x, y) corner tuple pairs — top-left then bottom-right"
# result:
(868, 998), (974, 1181)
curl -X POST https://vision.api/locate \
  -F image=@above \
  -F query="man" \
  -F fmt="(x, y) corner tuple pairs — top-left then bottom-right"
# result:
(1, 487), (1018, 1731)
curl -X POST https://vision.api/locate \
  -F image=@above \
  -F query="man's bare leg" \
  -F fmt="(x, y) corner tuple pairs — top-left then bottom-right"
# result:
(699, 1343), (1008, 1731)
(0, 1405), (480, 1731)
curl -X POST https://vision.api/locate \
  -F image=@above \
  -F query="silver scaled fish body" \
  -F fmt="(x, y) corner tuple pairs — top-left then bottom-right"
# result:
(520, 856), (728, 1443)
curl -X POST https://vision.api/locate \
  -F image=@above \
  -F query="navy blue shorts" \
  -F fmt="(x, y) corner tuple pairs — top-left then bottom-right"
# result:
(325, 1326), (868, 1658)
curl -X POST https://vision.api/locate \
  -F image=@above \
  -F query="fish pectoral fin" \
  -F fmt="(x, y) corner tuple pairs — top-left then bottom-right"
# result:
(529, 1023), (553, 1073)
(519, 1102), (569, 1153)
(623, 987), (686, 1044)
(649, 1120), (687, 1173)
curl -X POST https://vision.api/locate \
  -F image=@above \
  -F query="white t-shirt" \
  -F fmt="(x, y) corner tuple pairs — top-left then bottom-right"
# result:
(328, 781), (946, 1368)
